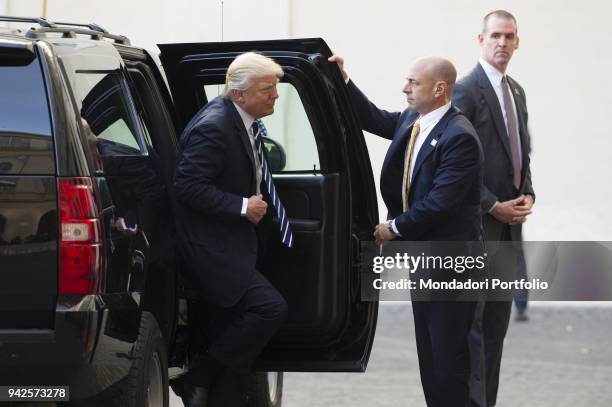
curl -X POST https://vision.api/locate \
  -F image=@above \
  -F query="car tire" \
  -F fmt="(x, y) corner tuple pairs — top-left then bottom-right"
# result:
(247, 372), (283, 407)
(114, 312), (169, 407)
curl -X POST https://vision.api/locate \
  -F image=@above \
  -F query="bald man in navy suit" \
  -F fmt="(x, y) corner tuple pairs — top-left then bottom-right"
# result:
(331, 54), (484, 407)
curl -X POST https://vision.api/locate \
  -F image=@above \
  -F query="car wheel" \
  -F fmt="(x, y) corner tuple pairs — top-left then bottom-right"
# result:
(247, 371), (283, 407)
(115, 312), (169, 407)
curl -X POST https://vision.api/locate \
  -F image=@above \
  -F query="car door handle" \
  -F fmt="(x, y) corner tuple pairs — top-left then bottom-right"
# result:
(274, 218), (321, 231)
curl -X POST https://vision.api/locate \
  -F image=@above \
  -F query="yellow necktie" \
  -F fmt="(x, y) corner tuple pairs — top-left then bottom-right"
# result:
(402, 120), (420, 211)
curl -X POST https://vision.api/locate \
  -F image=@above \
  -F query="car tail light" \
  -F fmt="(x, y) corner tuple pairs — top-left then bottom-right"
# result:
(58, 177), (104, 295)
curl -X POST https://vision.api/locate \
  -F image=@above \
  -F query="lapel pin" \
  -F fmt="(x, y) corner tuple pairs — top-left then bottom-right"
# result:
(430, 139), (438, 147)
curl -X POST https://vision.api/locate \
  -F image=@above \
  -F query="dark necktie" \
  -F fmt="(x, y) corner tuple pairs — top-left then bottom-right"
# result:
(252, 120), (294, 248)
(501, 76), (522, 189)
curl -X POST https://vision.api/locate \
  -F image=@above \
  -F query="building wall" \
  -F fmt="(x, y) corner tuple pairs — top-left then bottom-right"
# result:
(3, 0), (610, 240)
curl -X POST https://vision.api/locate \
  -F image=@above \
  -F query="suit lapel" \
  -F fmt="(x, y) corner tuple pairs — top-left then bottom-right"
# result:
(411, 107), (456, 183)
(227, 99), (256, 166)
(382, 113), (418, 172)
(475, 64), (513, 161)
(226, 99), (257, 190)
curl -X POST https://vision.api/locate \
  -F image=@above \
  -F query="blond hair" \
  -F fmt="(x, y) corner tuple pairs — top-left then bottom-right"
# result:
(222, 52), (284, 98)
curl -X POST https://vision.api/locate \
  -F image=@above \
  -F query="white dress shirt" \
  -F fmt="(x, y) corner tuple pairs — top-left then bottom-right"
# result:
(233, 102), (263, 216)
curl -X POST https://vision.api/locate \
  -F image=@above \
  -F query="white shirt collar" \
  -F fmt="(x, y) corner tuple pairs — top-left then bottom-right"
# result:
(479, 57), (505, 86)
(232, 101), (256, 134)
(419, 102), (452, 130)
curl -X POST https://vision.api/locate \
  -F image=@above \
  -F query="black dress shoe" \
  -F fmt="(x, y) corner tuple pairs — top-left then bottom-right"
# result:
(515, 308), (529, 322)
(179, 376), (208, 407)
(188, 352), (221, 384)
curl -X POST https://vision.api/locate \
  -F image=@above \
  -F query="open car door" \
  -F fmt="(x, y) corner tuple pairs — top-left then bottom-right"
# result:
(159, 38), (379, 372)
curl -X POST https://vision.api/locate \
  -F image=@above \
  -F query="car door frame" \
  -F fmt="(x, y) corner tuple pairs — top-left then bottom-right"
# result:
(158, 38), (379, 372)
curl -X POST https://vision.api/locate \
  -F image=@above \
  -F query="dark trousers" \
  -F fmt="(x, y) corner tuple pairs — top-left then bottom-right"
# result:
(469, 300), (512, 407)
(193, 270), (288, 407)
(412, 301), (477, 407)
(470, 226), (518, 407)
(513, 248), (528, 312)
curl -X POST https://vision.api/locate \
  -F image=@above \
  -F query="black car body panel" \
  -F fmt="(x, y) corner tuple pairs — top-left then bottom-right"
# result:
(0, 41), (57, 330)
(1, 33), (178, 398)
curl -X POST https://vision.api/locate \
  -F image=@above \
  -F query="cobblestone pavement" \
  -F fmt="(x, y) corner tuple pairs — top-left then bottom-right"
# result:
(281, 303), (612, 407)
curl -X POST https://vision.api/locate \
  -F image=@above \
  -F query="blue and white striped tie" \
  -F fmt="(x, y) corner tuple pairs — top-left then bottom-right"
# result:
(252, 119), (294, 248)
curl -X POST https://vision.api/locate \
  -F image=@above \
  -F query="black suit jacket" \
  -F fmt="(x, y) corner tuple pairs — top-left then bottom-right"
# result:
(347, 80), (483, 241)
(173, 97), (272, 307)
(453, 63), (535, 241)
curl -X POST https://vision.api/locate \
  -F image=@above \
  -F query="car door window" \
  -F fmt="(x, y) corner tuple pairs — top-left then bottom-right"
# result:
(204, 82), (320, 173)
(72, 71), (147, 158)
(0, 56), (54, 175)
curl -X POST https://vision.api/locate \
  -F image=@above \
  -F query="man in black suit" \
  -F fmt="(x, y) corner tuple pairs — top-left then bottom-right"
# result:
(173, 52), (290, 407)
(330, 54), (483, 407)
(453, 10), (536, 407)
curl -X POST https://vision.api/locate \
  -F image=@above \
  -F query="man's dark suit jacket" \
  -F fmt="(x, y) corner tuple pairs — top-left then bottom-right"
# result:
(173, 96), (272, 307)
(453, 64), (535, 241)
(347, 80), (483, 241)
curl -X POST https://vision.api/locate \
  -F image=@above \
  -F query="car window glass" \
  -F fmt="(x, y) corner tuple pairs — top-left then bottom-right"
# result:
(204, 82), (320, 173)
(97, 119), (140, 150)
(0, 56), (54, 175)
(73, 71), (145, 157)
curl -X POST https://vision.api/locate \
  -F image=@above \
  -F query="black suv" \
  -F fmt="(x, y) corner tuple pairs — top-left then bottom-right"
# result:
(0, 16), (379, 406)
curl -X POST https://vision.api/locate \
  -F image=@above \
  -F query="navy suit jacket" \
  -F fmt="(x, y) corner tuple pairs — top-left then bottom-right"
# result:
(453, 63), (535, 241)
(173, 97), (272, 307)
(347, 80), (483, 241)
